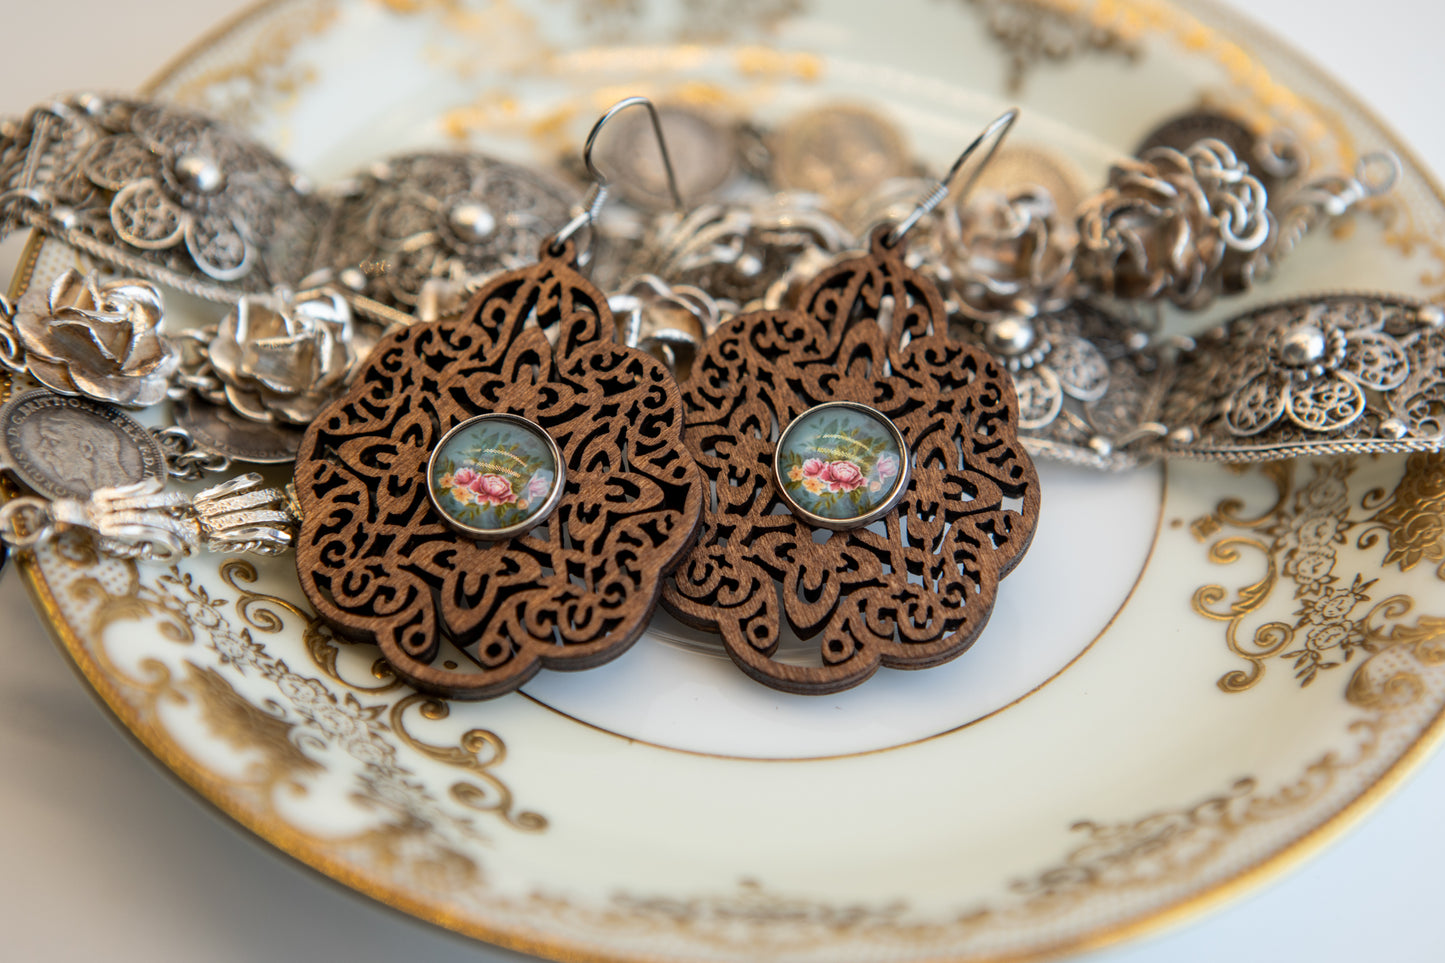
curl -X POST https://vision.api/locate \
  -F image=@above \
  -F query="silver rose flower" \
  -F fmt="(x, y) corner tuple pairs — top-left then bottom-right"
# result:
(633, 193), (855, 316)
(12, 269), (177, 407)
(943, 187), (1077, 324)
(609, 274), (720, 379)
(207, 288), (358, 425)
(1075, 139), (1270, 308)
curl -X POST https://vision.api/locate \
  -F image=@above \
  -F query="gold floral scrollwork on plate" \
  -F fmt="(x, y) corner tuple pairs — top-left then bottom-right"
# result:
(72, 551), (548, 865)
(959, 0), (1142, 93)
(1360, 451), (1445, 577)
(1193, 454), (1445, 696)
(224, 559), (405, 692)
(392, 694), (547, 833)
(519, 720), (1382, 955)
(222, 560), (547, 833)
(1010, 719), (1380, 910)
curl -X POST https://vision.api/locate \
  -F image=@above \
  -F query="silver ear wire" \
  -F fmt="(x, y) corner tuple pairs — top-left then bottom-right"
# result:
(582, 95), (685, 211)
(886, 108), (1019, 247)
(550, 96), (685, 254)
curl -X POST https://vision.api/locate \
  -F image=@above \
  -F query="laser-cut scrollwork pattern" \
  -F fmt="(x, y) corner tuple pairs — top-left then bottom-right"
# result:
(662, 228), (1041, 694)
(293, 241), (704, 699)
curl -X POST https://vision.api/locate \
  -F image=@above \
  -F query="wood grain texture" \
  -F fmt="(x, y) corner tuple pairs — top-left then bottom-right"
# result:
(662, 227), (1042, 694)
(293, 240), (704, 699)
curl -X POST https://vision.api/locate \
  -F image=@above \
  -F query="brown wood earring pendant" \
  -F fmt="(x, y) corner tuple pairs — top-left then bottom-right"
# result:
(661, 225), (1042, 695)
(292, 237), (705, 699)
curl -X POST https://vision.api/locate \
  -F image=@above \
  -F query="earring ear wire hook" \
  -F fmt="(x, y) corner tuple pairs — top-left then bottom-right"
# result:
(886, 108), (1019, 248)
(583, 95), (685, 211)
(550, 95), (685, 254)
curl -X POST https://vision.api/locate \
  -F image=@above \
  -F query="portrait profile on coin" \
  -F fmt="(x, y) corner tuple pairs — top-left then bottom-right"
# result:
(0, 391), (165, 501)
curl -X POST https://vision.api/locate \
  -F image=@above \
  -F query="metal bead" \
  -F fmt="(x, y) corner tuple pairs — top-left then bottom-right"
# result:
(1380, 418), (1409, 440)
(1278, 324), (1327, 367)
(174, 153), (224, 194)
(1168, 426), (1196, 446)
(1417, 304), (1445, 328)
(447, 201), (496, 241)
(984, 316), (1036, 357)
(337, 267), (368, 291)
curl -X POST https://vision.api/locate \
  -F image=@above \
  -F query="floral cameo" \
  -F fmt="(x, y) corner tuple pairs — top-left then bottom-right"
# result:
(663, 228), (1041, 695)
(293, 242), (704, 699)
(11, 268), (176, 407)
(204, 287), (359, 425)
(427, 413), (564, 539)
(775, 401), (910, 528)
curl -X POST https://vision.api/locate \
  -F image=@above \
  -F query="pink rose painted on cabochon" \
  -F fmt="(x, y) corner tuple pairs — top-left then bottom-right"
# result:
(801, 458), (826, 478)
(453, 467), (478, 487)
(470, 473), (515, 505)
(526, 470), (553, 502)
(820, 460), (864, 492)
(874, 453), (899, 479)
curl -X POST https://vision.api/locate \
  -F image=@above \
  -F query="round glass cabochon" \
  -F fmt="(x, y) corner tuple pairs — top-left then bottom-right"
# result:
(426, 413), (564, 539)
(774, 401), (909, 529)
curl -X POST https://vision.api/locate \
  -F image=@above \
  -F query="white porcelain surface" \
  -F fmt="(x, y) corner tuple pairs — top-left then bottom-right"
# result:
(3, 2), (1445, 962)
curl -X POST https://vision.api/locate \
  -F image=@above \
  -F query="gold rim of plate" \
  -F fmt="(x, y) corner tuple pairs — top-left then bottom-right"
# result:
(9, 1), (1445, 960)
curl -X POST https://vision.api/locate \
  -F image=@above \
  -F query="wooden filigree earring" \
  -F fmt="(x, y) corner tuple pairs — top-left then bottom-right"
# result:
(292, 98), (705, 699)
(662, 111), (1043, 695)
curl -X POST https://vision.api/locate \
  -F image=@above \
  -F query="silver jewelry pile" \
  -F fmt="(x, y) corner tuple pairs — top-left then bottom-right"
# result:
(0, 92), (1435, 562)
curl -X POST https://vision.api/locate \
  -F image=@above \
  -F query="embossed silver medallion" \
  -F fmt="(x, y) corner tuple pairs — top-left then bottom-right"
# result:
(592, 104), (737, 210)
(315, 152), (574, 313)
(0, 389), (166, 500)
(770, 103), (911, 208)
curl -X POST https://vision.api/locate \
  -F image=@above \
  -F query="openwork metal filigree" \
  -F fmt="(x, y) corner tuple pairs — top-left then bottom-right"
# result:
(1076, 139), (1272, 309)
(1075, 139), (1395, 310)
(293, 241), (705, 700)
(662, 228), (1041, 694)
(1162, 295), (1445, 461)
(630, 194), (855, 316)
(943, 186), (1076, 324)
(965, 303), (1166, 471)
(314, 151), (574, 314)
(0, 94), (323, 300)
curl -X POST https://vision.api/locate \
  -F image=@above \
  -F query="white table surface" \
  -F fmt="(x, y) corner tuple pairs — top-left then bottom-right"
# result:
(2, 1), (1443, 960)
